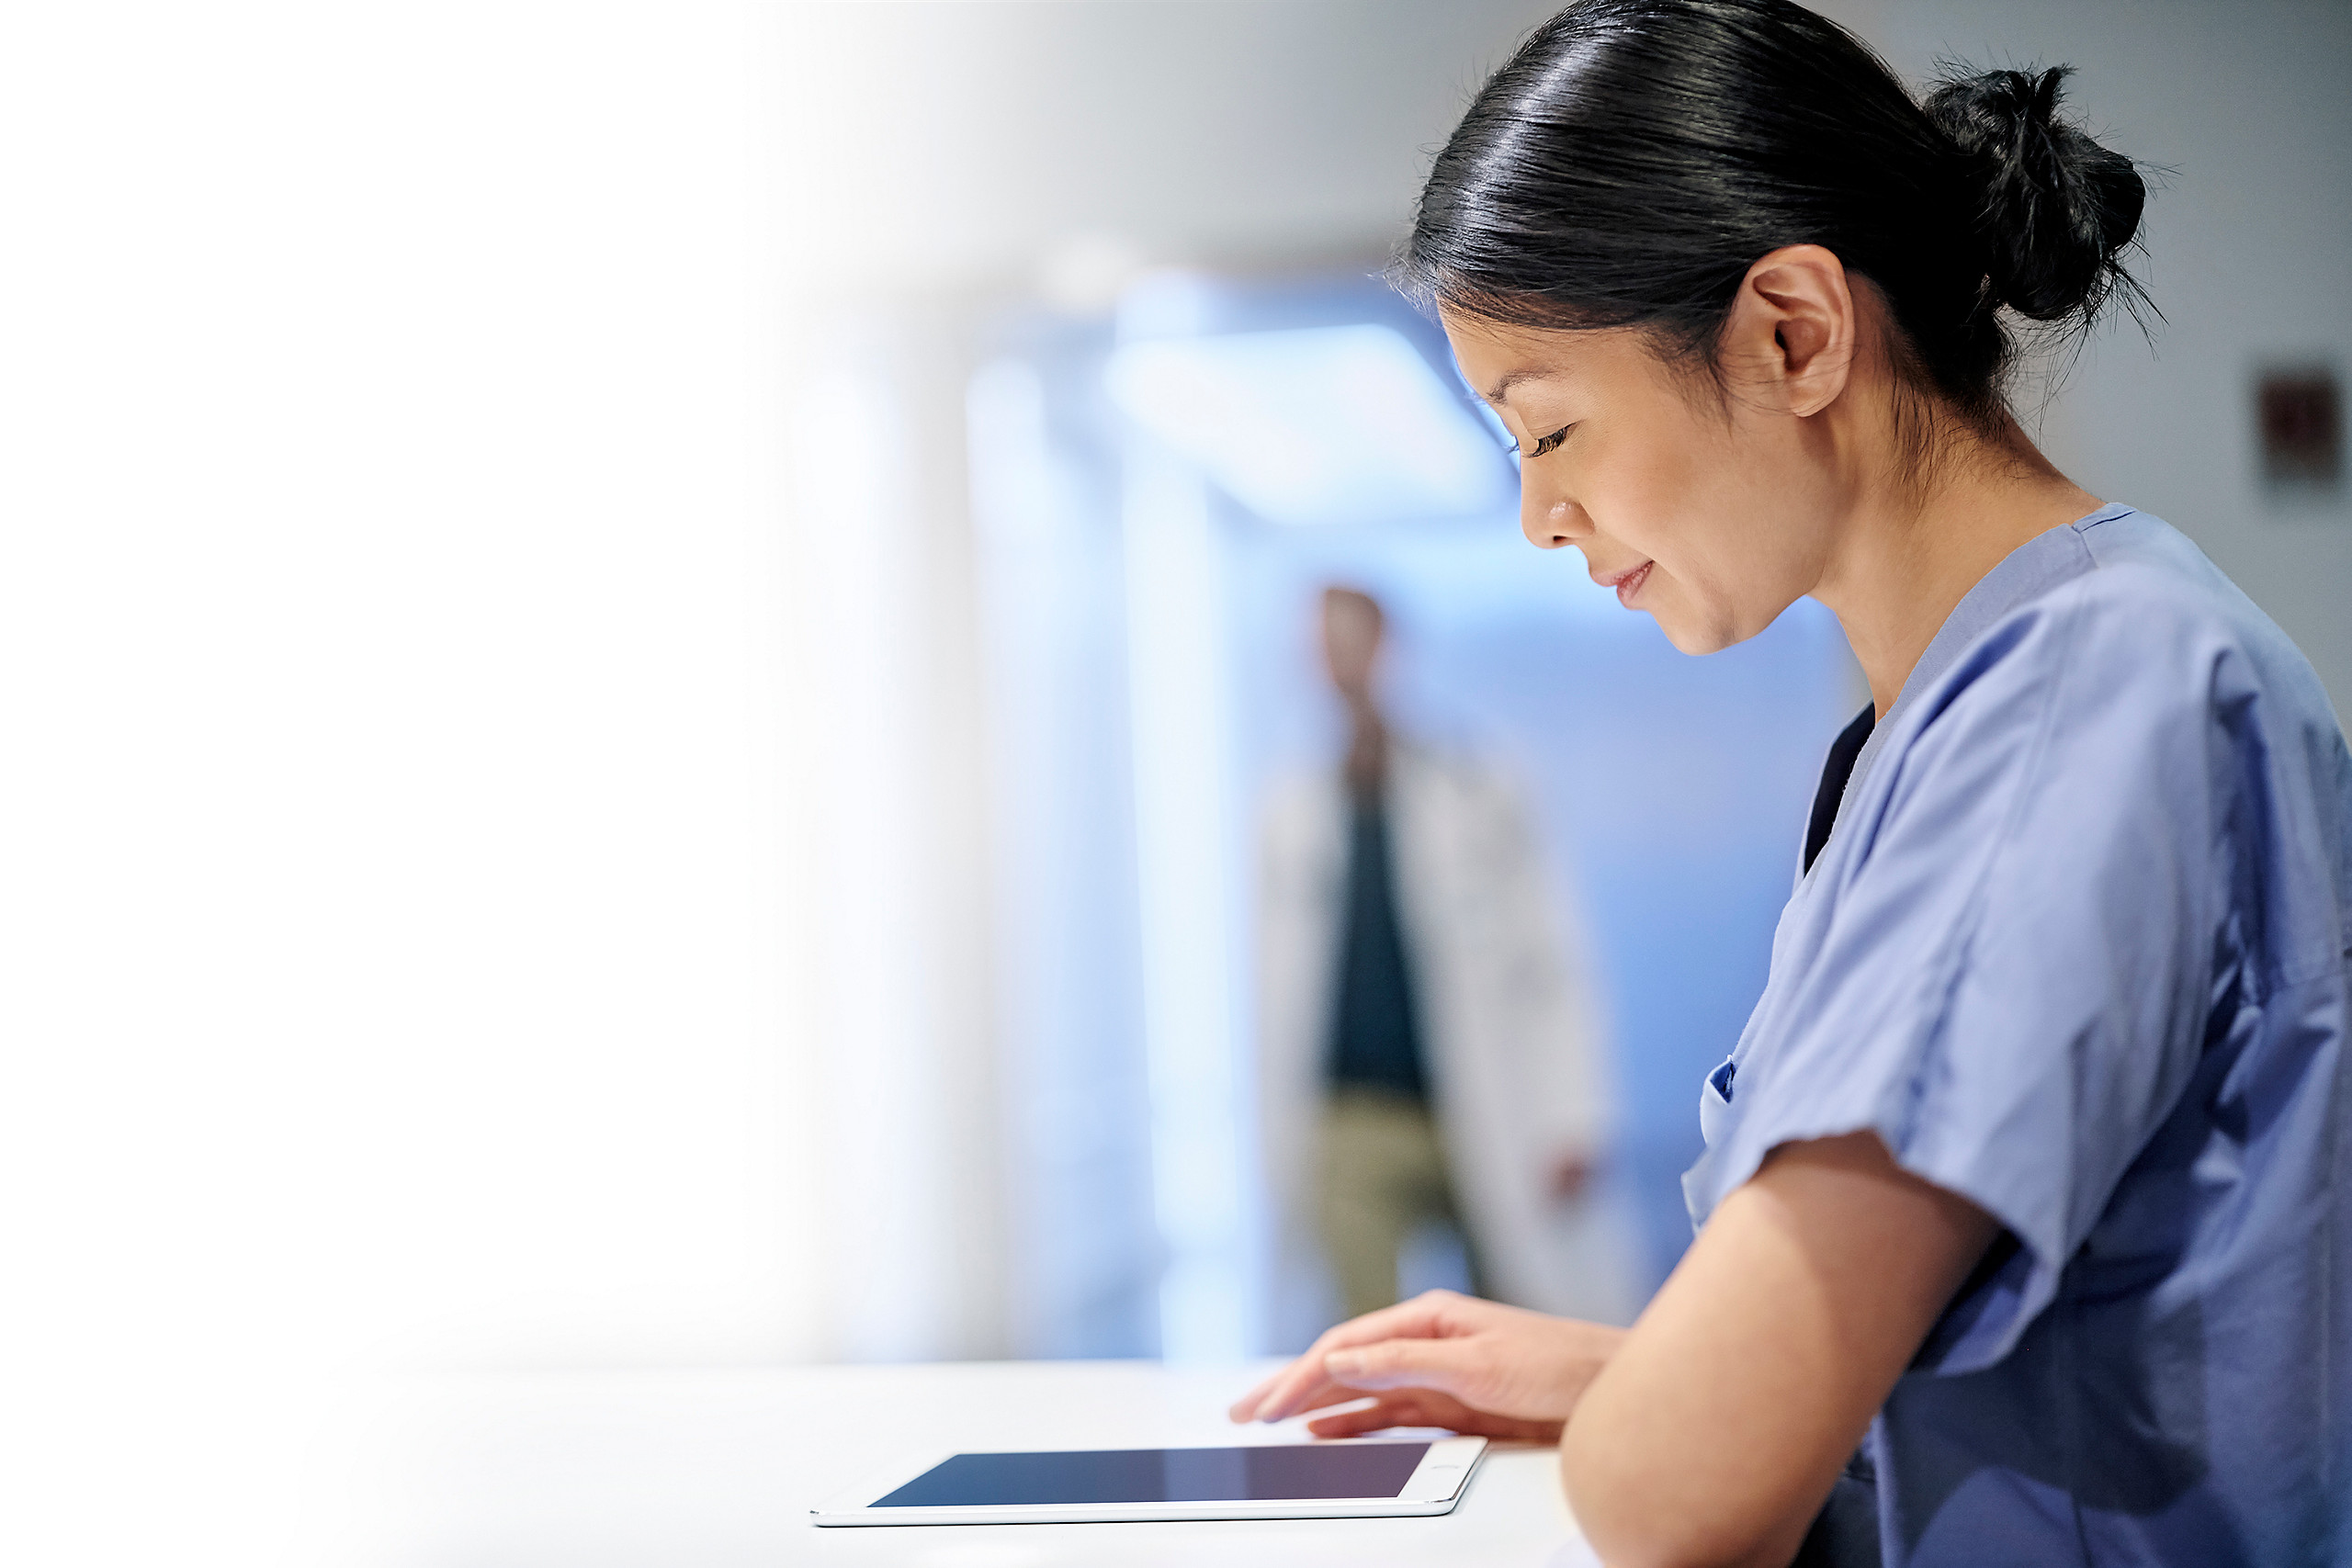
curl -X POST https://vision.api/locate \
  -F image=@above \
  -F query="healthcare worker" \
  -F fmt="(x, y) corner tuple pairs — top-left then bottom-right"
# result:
(1232, 3), (2352, 1565)
(1257, 586), (1626, 1328)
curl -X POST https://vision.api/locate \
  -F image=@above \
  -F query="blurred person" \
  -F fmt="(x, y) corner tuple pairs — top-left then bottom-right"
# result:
(1257, 586), (1621, 1326)
(1233, 3), (2352, 1565)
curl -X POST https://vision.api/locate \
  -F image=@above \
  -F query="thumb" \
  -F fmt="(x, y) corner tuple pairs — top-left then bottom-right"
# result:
(1321, 1335), (1485, 1394)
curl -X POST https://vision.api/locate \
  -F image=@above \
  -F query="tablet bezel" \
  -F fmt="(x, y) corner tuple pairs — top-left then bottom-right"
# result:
(808, 1435), (1489, 1526)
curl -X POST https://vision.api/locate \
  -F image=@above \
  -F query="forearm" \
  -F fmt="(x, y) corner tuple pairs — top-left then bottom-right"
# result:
(1555, 1134), (1996, 1568)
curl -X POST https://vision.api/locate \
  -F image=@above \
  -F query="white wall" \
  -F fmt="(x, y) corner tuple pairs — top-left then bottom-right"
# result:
(4, 6), (812, 1562)
(778, 0), (1572, 291)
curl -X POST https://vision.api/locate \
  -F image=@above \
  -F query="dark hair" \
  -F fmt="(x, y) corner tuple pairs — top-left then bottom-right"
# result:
(1395, 0), (2149, 427)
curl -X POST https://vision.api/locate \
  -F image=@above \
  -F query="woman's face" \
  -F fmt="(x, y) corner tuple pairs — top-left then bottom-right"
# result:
(1442, 310), (1847, 654)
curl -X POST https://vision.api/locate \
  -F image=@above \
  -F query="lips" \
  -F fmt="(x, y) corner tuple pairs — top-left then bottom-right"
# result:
(1596, 560), (1654, 608)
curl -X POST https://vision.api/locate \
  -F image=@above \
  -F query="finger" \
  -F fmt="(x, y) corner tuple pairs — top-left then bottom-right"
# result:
(1232, 1367), (1371, 1423)
(1306, 1385), (1477, 1436)
(1246, 1380), (1382, 1433)
(1228, 1367), (1292, 1422)
(1247, 1293), (1470, 1422)
(1305, 1397), (1429, 1438)
(1231, 1349), (1329, 1422)
(1232, 1357), (1350, 1423)
(1318, 1333), (1487, 1395)
(1247, 1371), (1352, 1425)
(1306, 1396), (1563, 1444)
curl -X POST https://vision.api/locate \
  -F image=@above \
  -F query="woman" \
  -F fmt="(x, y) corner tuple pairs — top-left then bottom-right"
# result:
(1228, 3), (2351, 1564)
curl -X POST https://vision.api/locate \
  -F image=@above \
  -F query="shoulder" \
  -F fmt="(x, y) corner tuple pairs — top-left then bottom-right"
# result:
(1858, 513), (2348, 901)
(2062, 508), (2321, 696)
(1841, 525), (2264, 871)
(1932, 514), (2309, 747)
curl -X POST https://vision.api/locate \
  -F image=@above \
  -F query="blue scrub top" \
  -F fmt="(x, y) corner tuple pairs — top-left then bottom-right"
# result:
(1683, 505), (2352, 1566)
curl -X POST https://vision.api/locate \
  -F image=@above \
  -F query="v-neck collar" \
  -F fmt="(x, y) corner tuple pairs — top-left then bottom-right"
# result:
(1825, 502), (2135, 856)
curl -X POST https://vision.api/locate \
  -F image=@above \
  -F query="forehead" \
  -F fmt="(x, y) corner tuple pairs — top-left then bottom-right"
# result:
(1430, 308), (1580, 404)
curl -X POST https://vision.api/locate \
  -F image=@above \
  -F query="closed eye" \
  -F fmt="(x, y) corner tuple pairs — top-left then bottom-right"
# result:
(1526, 423), (1573, 459)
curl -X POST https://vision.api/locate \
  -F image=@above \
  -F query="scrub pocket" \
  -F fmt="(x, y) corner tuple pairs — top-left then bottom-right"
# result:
(1681, 1058), (1740, 1232)
(1700, 1057), (1736, 1145)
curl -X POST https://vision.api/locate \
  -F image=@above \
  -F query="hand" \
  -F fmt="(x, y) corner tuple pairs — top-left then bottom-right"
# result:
(1227, 1290), (1624, 1442)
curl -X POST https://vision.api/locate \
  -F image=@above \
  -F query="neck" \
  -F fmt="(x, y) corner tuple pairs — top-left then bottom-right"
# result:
(1811, 414), (2100, 718)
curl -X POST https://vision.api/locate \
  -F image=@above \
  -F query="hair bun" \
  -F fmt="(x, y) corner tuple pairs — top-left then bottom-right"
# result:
(1925, 65), (2146, 324)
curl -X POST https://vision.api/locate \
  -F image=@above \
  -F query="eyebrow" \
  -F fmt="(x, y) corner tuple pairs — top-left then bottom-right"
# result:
(1481, 367), (1558, 405)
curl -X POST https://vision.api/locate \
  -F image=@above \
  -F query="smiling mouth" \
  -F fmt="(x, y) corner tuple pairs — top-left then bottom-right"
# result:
(1597, 561), (1654, 607)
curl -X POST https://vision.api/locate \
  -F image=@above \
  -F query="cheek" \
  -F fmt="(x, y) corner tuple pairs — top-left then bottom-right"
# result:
(1580, 412), (1792, 645)
(1577, 412), (1711, 556)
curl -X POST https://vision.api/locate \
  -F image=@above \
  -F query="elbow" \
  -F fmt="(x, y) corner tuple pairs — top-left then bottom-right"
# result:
(1561, 1416), (1796, 1568)
(1563, 1410), (1681, 1568)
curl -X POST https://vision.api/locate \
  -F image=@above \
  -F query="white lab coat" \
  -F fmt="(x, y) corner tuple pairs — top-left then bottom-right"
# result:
(1257, 741), (1636, 1325)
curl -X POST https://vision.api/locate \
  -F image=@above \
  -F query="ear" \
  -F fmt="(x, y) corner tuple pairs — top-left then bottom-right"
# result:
(1719, 244), (1857, 419)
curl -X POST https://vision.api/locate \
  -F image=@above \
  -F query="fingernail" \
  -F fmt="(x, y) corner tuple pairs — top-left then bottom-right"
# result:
(1326, 1351), (1363, 1375)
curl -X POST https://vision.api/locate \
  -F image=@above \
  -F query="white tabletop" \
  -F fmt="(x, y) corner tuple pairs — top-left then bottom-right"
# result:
(381, 1359), (1601, 1566)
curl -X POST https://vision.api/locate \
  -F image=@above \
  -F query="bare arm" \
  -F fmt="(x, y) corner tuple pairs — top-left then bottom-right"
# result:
(1229, 1131), (1996, 1566)
(1564, 1132), (1997, 1568)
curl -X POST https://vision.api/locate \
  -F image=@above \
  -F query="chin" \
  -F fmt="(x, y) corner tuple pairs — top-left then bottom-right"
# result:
(1656, 596), (1781, 657)
(1655, 616), (1739, 657)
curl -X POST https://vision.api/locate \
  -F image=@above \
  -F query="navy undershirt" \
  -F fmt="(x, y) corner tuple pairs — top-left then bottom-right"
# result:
(1327, 795), (1428, 1099)
(1804, 705), (1877, 876)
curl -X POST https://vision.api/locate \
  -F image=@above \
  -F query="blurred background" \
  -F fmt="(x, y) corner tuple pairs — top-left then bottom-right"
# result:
(3, 1), (2346, 1562)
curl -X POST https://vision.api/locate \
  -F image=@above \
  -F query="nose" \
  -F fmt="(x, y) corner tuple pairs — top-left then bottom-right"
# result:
(1521, 488), (1588, 551)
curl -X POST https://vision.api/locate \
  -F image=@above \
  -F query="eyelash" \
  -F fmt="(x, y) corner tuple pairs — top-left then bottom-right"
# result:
(1511, 424), (1573, 463)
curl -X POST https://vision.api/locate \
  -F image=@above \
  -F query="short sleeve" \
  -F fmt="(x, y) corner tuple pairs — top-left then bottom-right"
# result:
(1705, 572), (2232, 1374)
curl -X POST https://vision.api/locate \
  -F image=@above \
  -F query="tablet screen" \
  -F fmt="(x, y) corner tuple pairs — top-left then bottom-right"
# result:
(874, 1443), (1433, 1506)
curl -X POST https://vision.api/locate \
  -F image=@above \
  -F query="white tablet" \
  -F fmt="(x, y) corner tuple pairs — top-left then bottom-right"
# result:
(809, 1435), (1487, 1526)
